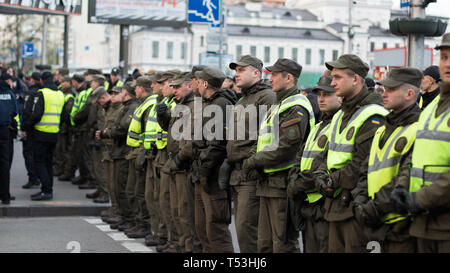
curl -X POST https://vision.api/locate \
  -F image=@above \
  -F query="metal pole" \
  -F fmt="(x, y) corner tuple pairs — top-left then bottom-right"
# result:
(119, 25), (130, 80)
(42, 15), (48, 65)
(63, 15), (69, 68)
(407, 0), (425, 70)
(219, 0), (223, 71)
(348, 0), (353, 54)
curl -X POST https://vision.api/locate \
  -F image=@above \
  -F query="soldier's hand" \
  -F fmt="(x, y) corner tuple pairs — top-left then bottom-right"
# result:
(156, 103), (168, 116)
(314, 173), (334, 197)
(287, 181), (300, 200)
(95, 130), (101, 140)
(390, 187), (410, 213)
(354, 203), (381, 228)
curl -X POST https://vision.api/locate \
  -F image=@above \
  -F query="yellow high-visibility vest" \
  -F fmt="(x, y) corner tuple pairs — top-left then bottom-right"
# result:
(34, 88), (65, 133)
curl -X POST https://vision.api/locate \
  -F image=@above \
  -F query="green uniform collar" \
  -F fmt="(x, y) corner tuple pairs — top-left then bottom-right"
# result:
(275, 85), (299, 103)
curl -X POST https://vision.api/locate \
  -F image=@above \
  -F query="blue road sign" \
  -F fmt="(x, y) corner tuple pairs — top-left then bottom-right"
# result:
(22, 42), (34, 58)
(188, 0), (220, 25)
(400, 0), (410, 8)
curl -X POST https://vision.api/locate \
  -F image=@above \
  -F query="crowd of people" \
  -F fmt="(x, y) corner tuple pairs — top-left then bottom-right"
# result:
(0, 32), (448, 253)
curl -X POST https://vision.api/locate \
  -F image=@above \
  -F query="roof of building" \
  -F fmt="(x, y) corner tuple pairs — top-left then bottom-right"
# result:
(227, 4), (318, 21)
(227, 24), (342, 41)
(368, 26), (398, 38)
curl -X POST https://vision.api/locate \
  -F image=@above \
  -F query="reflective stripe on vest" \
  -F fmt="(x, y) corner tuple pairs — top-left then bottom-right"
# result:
(34, 88), (65, 133)
(14, 114), (20, 130)
(70, 90), (86, 126)
(257, 93), (316, 173)
(143, 96), (176, 150)
(367, 123), (418, 224)
(327, 104), (389, 171)
(410, 95), (450, 193)
(64, 93), (74, 103)
(126, 94), (158, 147)
(300, 121), (331, 203)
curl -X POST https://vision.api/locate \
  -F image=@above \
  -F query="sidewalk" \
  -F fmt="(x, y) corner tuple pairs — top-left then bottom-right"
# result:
(0, 140), (110, 217)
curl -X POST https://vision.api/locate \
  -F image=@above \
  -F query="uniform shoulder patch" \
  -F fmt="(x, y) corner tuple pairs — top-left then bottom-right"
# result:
(394, 136), (407, 153)
(281, 118), (302, 142)
(371, 117), (381, 125)
(346, 126), (355, 141)
(317, 135), (328, 149)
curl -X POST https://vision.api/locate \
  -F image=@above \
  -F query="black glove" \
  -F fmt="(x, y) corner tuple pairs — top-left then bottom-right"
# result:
(390, 187), (410, 213)
(314, 173), (335, 197)
(151, 143), (158, 156)
(408, 192), (423, 215)
(156, 103), (168, 116)
(218, 159), (232, 190)
(354, 204), (381, 228)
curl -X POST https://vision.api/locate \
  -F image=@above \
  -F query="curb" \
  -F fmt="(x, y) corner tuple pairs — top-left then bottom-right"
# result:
(0, 204), (110, 217)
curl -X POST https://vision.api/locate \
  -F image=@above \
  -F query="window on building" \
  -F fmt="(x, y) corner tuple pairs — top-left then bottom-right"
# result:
(292, 48), (298, 62)
(200, 36), (204, 47)
(236, 45), (242, 59)
(305, 48), (311, 65)
(181, 42), (186, 60)
(264, 46), (270, 63)
(332, 50), (339, 61)
(152, 41), (159, 58)
(319, 49), (325, 65)
(167, 41), (173, 59)
(383, 42), (387, 49)
(250, 46), (257, 57)
(278, 47), (284, 59)
(370, 42), (375, 52)
(395, 43), (400, 48)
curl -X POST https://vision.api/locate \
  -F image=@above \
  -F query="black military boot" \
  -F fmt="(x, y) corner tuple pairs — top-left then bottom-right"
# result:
(22, 179), (40, 189)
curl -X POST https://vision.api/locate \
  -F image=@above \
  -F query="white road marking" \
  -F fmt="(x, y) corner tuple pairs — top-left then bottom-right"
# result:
(107, 232), (136, 241)
(84, 217), (154, 253)
(122, 242), (153, 253)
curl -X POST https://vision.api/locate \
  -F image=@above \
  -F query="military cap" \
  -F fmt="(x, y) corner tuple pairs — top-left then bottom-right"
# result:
(58, 68), (69, 76)
(157, 70), (181, 83)
(92, 86), (107, 98)
(435, 33), (450, 50)
(170, 72), (193, 86)
(111, 67), (120, 75)
(191, 65), (207, 76)
(148, 71), (162, 82)
(365, 78), (376, 88)
(265, 58), (303, 78)
(109, 86), (122, 94)
(91, 74), (106, 83)
(229, 55), (263, 71)
(379, 67), (423, 88)
(122, 82), (136, 96)
(85, 69), (102, 76)
(312, 76), (335, 93)
(61, 76), (72, 83)
(31, 72), (41, 81)
(135, 76), (153, 89)
(325, 54), (370, 78)
(194, 67), (226, 88)
(72, 74), (84, 83)
(41, 71), (53, 80)
(423, 65), (440, 82)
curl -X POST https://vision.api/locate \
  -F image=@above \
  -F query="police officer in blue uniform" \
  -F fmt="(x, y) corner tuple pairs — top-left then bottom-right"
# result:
(0, 73), (18, 205)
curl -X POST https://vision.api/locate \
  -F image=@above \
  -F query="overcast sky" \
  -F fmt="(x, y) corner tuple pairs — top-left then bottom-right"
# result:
(391, 0), (450, 17)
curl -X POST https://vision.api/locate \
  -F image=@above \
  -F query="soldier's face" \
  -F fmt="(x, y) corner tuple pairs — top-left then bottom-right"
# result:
(173, 82), (191, 101)
(90, 81), (100, 90)
(317, 90), (342, 113)
(439, 48), (450, 83)
(269, 72), (290, 92)
(97, 94), (110, 106)
(162, 80), (174, 97)
(151, 81), (162, 94)
(330, 68), (358, 98)
(190, 78), (199, 94)
(135, 86), (145, 99)
(235, 65), (258, 88)
(110, 73), (119, 82)
(382, 85), (414, 113)
(60, 81), (71, 89)
(197, 79), (207, 96)
(110, 92), (123, 103)
(420, 75), (434, 92)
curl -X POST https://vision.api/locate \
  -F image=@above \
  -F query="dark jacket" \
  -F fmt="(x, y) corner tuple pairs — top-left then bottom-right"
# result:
(419, 86), (440, 110)
(0, 82), (18, 128)
(360, 103), (420, 242)
(100, 100), (123, 161)
(22, 80), (66, 143)
(247, 86), (311, 198)
(110, 97), (140, 159)
(226, 80), (275, 166)
(193, 88), (237, 193)
(21, 83), (41, 132)
(318, 86), (386, 222)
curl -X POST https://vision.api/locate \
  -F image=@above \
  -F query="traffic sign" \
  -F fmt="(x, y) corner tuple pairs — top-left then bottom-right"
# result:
(22, 42), (34, 58)
(188, 0), (220, 25)
(400, 0), (410, 8)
